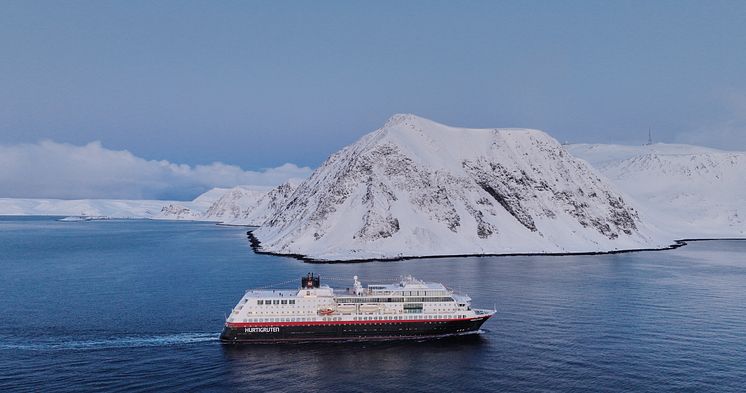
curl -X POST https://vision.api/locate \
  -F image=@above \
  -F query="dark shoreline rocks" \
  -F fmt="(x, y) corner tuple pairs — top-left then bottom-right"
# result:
(246, 229), (743, 264)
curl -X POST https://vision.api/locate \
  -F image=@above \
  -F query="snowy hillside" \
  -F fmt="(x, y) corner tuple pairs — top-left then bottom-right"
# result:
(566, 143), (723, 165)
(201, 186), (273, 223)
(253, 114), (669, 260)
(0, 182), (298, 224)
(156, 204), (202, 220)
(155, 182), (302, 225)
(191, 187), (232, 208)
(0, 198), (171, 218)
(223, 180), (301, 225)
(0, 186), (265, 221)
(152, 187), (236, 220)
(567, 143), (746, 238)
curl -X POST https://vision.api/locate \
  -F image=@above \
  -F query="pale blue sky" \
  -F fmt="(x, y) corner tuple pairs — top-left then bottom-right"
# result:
(2, 0), (746, 172)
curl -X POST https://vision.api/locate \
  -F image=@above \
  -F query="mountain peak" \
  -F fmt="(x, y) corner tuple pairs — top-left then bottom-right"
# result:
(383, 113), (439, 129)
(253, 116), (665, 260)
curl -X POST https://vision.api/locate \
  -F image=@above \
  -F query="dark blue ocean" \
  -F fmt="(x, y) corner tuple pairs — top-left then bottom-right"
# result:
(1, 217), (745, 392)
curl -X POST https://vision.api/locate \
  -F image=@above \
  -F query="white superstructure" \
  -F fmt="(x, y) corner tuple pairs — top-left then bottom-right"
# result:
(226, 274), (491, 325)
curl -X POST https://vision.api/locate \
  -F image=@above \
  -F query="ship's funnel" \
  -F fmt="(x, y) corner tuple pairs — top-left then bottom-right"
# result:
(302, 273), (320, 289)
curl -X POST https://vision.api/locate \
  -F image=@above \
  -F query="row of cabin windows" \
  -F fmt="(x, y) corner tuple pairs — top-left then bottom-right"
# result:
(355, 315), (404, 321)
(245, 316), (312, 322)
(352, 314), (466, 321)
(256, 299), (296, 305)
(243, 316), (344, 323)
(242, 314), (469, 323)
(335, 297), (454, 303)
(367, 288), (447, 297)
(402, 290), (447, 296)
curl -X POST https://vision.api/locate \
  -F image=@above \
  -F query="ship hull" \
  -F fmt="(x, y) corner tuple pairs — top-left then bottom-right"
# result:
(220, 315), (491, 344)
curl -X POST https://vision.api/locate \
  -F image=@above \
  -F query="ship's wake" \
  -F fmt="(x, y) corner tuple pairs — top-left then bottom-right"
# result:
(0, 332), (218, 351)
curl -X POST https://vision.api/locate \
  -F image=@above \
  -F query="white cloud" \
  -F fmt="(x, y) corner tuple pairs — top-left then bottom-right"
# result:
(0, 140), (313, 200)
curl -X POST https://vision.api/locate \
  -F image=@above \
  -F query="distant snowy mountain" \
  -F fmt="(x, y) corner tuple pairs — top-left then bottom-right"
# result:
(0, 184), (237, 219)
(253, 114), (668, 260)
(0, 182), (300, 223)
(201, 186), (273, 223)
(191, 187), (233, 209)
(153, 182), (303, 225)
(155, 204), (202, 220)
(566, 143), (723, 165)
(0, 181), (302, 224)
(0, 198), (168, 218)
(224, 180), (301, 225)
(567, 143), (746, 238)
(152, 187), (245, 221)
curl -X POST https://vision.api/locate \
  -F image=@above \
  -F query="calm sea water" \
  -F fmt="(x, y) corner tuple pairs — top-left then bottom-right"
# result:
(1, 217), (745, 392)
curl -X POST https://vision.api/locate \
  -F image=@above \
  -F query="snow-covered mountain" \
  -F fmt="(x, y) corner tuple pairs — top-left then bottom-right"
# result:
(151, 181), (303, 224)
(152, 187), (236, 221)
(0, 185), (276, 222)
(200, 186), (273, 223)
(565, 143), (724, 166)
(0, 198), (170, 218)
(191, 187), (233, 208)
(156, 204), (202, 220)
(235, 180), (301, 225)
(567, 143), (746, 238)
(253, 114), (668, 260)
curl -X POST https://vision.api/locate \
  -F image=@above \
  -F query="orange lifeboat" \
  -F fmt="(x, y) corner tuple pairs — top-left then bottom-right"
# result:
(318, 308), (335, 316)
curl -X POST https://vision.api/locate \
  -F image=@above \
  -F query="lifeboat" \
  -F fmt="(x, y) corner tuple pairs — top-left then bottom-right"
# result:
(318, 308), (335, 316)
(360, 304), (380, 313)
(336, 304), (356, 314)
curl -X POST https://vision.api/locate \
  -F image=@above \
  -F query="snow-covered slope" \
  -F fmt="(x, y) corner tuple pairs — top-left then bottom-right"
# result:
(566, 143), (723, 165)
(201, 186), (273, 223)
(567, 143), (746, 238)
(152, 187), (233, 220)
(232, 180), (300, 225)
(253, 114), (668, 260)
(0, 183), (298, 223)
(154, 182), (302, 225)
(191, 187), (232, 209)
(0, 186), (262, 220)
(156, 204), (202, 220)
(0, 198), (170, 218)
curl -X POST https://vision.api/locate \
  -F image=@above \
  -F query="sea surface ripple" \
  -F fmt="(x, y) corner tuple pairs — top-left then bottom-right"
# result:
(1, 217), (745, 392)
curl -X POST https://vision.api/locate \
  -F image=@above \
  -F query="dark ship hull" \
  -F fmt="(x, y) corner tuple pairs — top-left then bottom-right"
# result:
(220, 314), (491, 344)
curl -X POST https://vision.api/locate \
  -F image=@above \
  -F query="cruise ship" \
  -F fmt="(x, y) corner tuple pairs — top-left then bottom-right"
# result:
(220, 273), (495, 343)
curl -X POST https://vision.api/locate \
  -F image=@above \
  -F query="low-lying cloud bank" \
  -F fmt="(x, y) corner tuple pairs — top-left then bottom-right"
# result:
(0, 140), (312, 200)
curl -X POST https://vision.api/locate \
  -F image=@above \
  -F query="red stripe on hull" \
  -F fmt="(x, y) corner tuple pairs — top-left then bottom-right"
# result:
(221, 330), (483, 344)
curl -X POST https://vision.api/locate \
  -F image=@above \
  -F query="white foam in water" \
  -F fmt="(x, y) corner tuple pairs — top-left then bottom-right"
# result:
(0, 333), (218, 351)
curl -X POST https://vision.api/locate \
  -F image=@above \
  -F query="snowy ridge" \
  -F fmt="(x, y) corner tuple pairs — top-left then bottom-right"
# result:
(0, 183), (292, 224)
(254, 114), (669, 260)
(0, 198), (170, 218)
(237, 180), (301, 225)
(156, 204), (202, 220)
(201, 186), (272, 222)
(565, 143), (722, 165)
(567, 143), (746, 238)
(205, 181), (301, 225)
(191, 187), (232, 208)
(155, 181), (301, 225)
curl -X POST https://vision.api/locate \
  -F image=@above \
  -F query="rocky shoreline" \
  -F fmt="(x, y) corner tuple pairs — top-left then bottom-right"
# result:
(243, 230), (746, 264)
